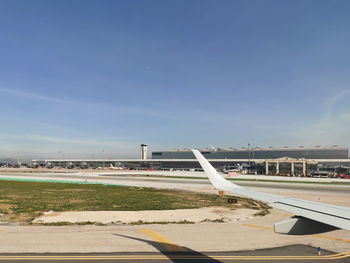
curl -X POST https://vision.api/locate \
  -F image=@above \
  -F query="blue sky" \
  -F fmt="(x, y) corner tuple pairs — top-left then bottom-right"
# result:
(0, 0), (350, 158)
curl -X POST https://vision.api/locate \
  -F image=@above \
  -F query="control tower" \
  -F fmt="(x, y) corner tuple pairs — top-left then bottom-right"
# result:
(141, 144), (148, 160)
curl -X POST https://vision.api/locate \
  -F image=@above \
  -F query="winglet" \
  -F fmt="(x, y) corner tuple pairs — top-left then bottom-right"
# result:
(192, 149), (242, 191)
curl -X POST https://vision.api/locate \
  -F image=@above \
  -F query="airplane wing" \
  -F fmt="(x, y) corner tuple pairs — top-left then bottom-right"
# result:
(192, 149), (350, 235)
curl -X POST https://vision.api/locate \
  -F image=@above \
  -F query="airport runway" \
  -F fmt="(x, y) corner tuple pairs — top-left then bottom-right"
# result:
(1, 172), (350, 206)
(2, 172), (350, 193)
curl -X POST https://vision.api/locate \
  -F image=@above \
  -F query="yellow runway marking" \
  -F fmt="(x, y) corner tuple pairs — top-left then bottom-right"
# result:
(140, 228), (187, 252)
(311, 234), (350, 243)
(242, 223), (350, 244)
(242, 224), (274, 230)
(282, 212), (294, 217)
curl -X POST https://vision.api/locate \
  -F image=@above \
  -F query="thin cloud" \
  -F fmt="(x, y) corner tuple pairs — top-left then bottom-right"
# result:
(0, 87), (186, 120)
(286, 89), (350, 147)
(0, 133), (134, 148)
(0, 87), (240, 122)
(0, 133), (140, 158)
(319, 89), (350, 123)
(0, 87), (73, 104)
(27, 134), (134, 148)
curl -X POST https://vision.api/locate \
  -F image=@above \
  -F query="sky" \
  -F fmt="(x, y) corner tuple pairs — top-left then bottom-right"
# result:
(0, 0), (350, 159)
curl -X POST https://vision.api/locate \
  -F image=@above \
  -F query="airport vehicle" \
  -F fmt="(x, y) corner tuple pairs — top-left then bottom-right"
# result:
(192, 149), (350, 235)
(109, 164), (123, 170)
(340, 173), (350, 179)
(311, 171), (329, 178)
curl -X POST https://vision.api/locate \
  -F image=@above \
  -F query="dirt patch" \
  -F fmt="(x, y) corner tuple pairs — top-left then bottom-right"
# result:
(33, 207), (258, 225)
(0, 203), (12, 212)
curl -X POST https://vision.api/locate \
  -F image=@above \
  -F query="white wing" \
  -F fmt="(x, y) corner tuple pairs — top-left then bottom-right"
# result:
(192, 149), (350, 234)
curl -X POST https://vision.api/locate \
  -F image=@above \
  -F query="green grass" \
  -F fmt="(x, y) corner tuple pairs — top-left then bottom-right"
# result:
(0, 180), (267, 224)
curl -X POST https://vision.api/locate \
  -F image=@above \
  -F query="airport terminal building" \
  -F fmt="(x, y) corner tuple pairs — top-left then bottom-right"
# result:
(33, 145), (350, 176)
(152, 146), (348, 160)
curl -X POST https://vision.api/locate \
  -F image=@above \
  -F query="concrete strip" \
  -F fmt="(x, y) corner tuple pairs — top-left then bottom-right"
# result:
(241, 223), (350, 244)
(33, 207), (255, 224)
(0, 210), (350, 253)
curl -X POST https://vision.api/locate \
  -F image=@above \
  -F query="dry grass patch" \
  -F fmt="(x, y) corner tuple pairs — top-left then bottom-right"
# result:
(0, 180), (270, 224)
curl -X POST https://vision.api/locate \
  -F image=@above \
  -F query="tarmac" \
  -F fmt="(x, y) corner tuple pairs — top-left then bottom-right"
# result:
(0, 209), (350, 253)
(0, 246), (349, 263)
(0, 221), (349, 262)
(0, 171), (350, 262)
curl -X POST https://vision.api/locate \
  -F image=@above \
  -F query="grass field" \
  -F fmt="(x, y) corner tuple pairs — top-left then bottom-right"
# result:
(0, 180), (269, 224)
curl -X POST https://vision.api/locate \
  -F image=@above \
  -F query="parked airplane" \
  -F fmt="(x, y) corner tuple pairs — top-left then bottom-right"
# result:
(192, 149), (350, 235)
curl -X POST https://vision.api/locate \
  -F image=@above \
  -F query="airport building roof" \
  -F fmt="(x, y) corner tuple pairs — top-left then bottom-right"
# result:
(152, 146), (349, 160)
(34, 158), (350, 163)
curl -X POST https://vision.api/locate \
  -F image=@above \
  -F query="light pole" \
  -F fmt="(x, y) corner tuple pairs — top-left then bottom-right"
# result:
(58, 150), (62, 168)
(248, 143), (251, 170)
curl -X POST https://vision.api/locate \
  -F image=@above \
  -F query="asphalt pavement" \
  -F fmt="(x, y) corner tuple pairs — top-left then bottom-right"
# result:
(2, 172), (350, 193)
(0, 245), (348, 263)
